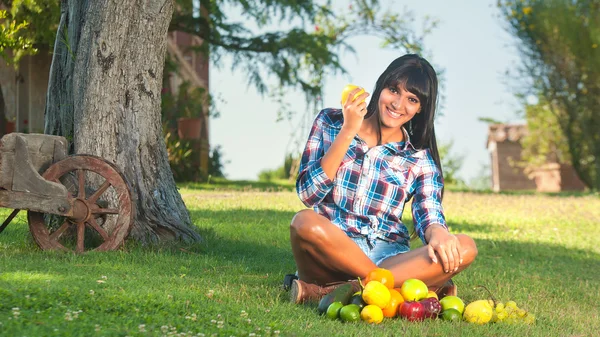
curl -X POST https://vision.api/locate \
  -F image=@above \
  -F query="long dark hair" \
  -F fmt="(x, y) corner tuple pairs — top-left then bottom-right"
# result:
(365, 54), (443, 183)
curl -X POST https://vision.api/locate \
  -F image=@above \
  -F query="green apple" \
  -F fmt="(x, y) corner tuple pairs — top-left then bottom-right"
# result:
(399, 278), (428, 301)
(439, 295), (465, 315)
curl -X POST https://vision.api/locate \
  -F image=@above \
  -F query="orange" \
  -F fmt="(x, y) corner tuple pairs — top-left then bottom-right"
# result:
(381, 289), (404, 318)
(365, 268), (395, 289)
(360, 304), (384, 324)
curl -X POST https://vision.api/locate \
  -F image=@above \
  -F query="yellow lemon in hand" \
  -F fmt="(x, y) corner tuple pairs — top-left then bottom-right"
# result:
(340, 84), (365, 105)
(362, 280), (391, 309)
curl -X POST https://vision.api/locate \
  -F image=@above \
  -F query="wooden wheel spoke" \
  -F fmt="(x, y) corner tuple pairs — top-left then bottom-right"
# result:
(49, 221), (71, 241)
(86, 217), (109, 241)
(28, 155), (133, 253)
(88, 180), (111, 204)
(77, 169), (86, 198)
(76, 221), (86, 253)
(93, 208), (119, 215)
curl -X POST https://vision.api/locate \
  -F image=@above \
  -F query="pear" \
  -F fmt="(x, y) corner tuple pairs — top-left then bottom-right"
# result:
(463, 300), (494, 324)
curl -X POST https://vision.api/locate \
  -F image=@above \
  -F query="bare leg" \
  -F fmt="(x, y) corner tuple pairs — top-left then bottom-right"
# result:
(378, 234), (478, 290)
(290, 209), (377, 285)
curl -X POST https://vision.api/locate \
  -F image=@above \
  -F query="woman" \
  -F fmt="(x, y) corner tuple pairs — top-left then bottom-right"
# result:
(288, 54), (478, 304)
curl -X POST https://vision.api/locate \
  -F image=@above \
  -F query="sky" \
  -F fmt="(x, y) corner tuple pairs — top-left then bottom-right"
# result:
(209, 0), (524, 184)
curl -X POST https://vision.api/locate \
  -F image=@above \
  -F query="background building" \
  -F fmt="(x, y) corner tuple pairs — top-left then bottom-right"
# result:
(487, 124), (585, 192)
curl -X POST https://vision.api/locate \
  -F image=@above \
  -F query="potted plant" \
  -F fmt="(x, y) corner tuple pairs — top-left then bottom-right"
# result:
(175, 81), (207, 140)
(5, 117), (16, 134)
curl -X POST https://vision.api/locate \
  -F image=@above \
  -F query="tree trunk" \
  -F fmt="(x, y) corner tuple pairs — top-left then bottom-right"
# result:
(45, 0), (201, 243)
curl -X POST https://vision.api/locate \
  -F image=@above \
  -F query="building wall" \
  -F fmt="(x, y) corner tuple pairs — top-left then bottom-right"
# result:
(0, 48), (51, 135)
(168, 31), (211, 177)
(559, 164), (587, 191)
(488, 124), (586, 192)
(496, 141), (537, 191)
(23, 51), (52, 133)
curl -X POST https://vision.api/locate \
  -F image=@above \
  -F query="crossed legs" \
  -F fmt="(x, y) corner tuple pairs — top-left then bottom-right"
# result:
(290, 209), (478, 290)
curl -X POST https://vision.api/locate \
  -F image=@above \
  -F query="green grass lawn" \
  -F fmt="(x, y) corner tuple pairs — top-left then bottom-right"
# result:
(1, 183), (599, 336)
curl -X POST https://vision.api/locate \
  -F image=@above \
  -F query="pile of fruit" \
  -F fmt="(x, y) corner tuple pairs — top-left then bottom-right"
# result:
(317, 268), (535, 325)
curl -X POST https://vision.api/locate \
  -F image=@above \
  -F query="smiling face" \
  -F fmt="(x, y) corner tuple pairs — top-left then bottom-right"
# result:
(365, 54), (438, 147)
(378, 84), (421, 130)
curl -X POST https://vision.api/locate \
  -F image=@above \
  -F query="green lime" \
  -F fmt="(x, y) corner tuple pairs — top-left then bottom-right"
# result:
(349, 294), (366, 309)
(339, 304), (361, 322)
(441, 308), (463, 322)
(326, 301), (344, 320)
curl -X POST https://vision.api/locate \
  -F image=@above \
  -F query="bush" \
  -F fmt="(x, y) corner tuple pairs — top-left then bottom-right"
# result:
(258, 153), (298, 182)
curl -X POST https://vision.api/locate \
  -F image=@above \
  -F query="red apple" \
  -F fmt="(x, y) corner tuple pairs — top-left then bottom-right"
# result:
(399, 301), (424, 322)
(419, 297), (442, 319)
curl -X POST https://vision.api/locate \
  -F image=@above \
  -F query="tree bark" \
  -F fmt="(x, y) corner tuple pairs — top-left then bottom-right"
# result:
(45, 0), (201, 243)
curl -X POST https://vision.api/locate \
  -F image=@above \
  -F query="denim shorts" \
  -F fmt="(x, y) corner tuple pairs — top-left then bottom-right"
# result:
(351, 237), (410, 266)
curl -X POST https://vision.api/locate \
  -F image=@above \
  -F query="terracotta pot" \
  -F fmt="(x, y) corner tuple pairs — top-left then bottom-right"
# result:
(177, 117), (202, 140)
(5, 121), (15, 134)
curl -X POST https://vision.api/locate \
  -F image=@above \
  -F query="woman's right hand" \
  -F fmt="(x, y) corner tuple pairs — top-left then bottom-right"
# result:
(341, 88), (370, 134)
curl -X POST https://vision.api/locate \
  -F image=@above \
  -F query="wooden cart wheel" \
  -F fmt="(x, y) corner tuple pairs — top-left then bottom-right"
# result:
(28, 155), (134, 253)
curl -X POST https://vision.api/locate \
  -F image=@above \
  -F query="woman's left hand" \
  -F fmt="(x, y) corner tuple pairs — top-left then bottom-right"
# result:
(425, 225), (462, 273)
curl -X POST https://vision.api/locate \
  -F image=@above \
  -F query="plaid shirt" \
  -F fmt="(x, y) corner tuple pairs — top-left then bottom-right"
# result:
(296, 108), (447, 245)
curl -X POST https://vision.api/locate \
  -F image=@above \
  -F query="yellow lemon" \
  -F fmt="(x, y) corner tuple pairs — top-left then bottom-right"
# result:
(340, 84), (365, 105)
(463, 300), (494, 325)
(362, 281), (391, 309)
(360, 304), (384, 324)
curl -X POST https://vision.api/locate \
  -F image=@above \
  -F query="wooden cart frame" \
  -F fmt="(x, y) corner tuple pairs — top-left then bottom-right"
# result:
(0, 133), (134, 253)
